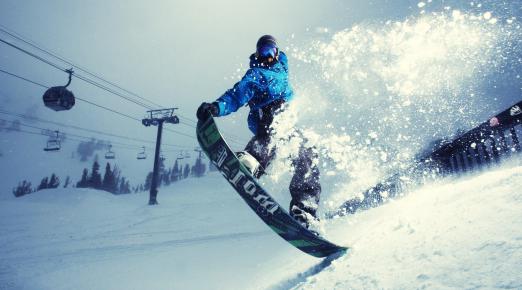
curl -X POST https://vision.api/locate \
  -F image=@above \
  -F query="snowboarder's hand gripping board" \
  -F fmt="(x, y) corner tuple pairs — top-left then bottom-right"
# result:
(196, 114), (347, 258)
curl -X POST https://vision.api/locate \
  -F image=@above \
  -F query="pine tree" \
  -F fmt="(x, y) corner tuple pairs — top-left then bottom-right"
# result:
(183, 164), (190, 179)
(48, 173), (60, 188)
(37, 177), (49, 191)
(163, 168), (172, 186)
(171, 160), (180, 182)
(118, 178), (125, 194)
(90, 160), (102, 189)
(102, 162), (113, 191)
(77, 168), (89, 188)
(159, 157), (165, 172)
(13, 180), (32, 197)
(118, 178), (131, 194)
(158, 157), (168, 186)
(63, 176), (71, 188)
(144, 172), (153, 190)
(125, 181), (131, 193)
(102, 163), (122, 194)
(193, 156), (206, 177)
(103, 163), (116, 192)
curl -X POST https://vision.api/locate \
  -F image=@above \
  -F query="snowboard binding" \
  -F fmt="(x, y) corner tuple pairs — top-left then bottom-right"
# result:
(236, 151), (263, 178)
(290, 205), (320, 236)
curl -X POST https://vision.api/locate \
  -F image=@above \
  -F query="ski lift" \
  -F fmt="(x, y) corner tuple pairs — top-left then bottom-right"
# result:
(105, 144), (116, 159)
(44, 130), (61, 152)
(43, 69), (75, 111)
(137, 146), (147, 160)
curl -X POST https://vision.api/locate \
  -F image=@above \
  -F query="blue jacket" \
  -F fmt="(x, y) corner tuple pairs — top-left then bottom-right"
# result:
(215, 51), (294, 135)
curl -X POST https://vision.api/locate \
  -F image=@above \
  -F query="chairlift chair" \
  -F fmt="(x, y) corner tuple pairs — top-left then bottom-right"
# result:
(44, 139), (61, 152)
(43, 130), (61, 152)
(105, 145), (116, 159)
(137, 146), (147, 160)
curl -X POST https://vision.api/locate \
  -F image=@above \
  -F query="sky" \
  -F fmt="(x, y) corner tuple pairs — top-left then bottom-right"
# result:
(1, 0), (521, 192)
(0, 0), (418, 150)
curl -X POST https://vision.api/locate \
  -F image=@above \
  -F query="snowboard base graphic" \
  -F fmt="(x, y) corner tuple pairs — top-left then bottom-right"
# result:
(196, 116), (347, 258)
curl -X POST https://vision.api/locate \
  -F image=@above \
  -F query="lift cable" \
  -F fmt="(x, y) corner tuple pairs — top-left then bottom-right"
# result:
(0, 68), (47, 88)
(0, 24), (165, 109)
(8, 127), (181, 153)
(0, 109), (193, 149)
(0, 37), (154, 110)
(0, 68), (144, 122)
(0, 118), (183, 153)
(0, 37), (247, 145)
(0, 25), (249, 143)
(0, 68), (207, 143)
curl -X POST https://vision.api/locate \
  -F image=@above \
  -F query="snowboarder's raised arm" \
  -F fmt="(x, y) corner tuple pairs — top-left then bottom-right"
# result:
(196, 69), (259, 121)
(214, 69), (259, 116)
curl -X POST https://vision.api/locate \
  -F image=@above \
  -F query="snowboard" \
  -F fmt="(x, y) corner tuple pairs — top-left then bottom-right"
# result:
(196, 115), (347, 258)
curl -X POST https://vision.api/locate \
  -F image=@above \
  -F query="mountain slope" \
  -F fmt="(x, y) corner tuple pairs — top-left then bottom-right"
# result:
(277, 161), (522, 289)
(1, 161), (521, 290)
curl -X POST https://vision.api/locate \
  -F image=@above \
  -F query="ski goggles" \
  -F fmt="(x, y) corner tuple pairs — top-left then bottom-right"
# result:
(258, 44), (278, 58)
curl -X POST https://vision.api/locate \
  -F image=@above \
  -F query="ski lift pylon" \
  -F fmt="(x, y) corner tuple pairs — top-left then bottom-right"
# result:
(43, 69), (75, 111)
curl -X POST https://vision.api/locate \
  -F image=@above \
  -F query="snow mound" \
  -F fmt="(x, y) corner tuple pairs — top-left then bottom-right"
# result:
(280, 162), (522, 289)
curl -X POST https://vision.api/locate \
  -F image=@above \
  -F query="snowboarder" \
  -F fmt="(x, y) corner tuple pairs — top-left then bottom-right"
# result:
(197, 35), (321, 229)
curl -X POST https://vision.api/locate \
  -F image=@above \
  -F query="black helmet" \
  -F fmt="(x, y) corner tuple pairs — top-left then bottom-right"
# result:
(256, 35), (278, 58)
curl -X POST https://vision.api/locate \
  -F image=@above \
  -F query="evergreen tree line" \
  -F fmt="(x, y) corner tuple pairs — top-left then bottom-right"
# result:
(76, 159), (131, 194)
(12, 155), (216, 197)
(12, 174), (71, 197)
(135, 155), (215, 192)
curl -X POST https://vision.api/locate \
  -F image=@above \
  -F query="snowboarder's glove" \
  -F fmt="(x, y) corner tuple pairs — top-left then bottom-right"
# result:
(197, 102), (219, 120)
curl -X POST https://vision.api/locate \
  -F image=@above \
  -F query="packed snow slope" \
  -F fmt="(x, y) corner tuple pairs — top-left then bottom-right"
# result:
(1, 159), (521, 290)
(285, 160), (522, 290)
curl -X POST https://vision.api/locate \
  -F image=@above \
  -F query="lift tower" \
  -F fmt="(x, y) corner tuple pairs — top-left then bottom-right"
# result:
(142, 108), (179, 205)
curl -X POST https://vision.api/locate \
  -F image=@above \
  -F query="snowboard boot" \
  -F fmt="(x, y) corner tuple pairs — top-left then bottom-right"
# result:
(236, 151), (264, 178)
(290, 204), (320, 236)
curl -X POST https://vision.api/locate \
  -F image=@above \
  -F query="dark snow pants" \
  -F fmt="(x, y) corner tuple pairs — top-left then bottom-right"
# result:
(244, 134), (321, 217)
